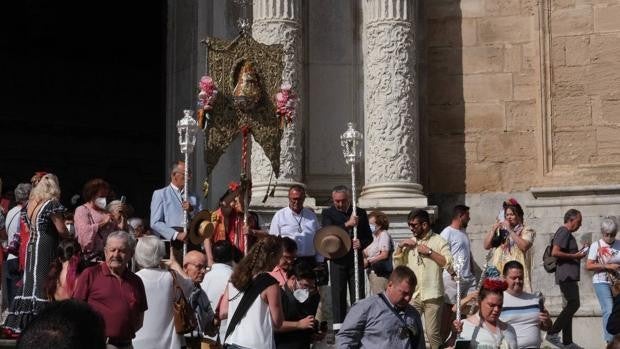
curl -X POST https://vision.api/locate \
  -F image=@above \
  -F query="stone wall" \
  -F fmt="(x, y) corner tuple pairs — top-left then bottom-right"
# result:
(423, 0), (620, 193)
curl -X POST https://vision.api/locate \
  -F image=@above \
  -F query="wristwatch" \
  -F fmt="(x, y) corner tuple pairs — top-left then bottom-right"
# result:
(426, 248), (433, 256)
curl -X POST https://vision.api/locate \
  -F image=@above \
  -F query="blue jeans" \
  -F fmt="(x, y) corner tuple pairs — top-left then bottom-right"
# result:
(594, 282), (614, 343)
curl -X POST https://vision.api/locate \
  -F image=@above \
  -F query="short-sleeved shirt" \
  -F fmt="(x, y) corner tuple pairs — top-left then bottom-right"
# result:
(72, 263), (148, 341)
(269, 207), (320, 258)
(440, 226), (473, 279)
(552, 226), (579, 283)
(500, 291), (542, 349)
(364, 230), (392, 259)
(588, 239), (620, 284)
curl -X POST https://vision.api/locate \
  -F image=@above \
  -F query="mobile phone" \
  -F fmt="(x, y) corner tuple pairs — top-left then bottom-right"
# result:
(120, 195), (126, 204)
(579, 245), (589, 254)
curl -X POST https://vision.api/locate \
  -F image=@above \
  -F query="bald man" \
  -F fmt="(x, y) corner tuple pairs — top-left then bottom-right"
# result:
(182, 251), (216, 347)
(183, 251), (208, 284)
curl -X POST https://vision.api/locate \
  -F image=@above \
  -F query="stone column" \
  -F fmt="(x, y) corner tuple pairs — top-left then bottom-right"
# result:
(359, 0), (427, 211)
(251, 0), (313, 208)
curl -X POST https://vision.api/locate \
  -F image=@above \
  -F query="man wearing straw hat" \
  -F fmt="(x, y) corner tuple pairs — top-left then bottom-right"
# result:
(320, 185), (372, 331)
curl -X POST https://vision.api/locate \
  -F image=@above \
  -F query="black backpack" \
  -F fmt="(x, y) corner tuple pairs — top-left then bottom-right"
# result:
(542, 230), (561, 273)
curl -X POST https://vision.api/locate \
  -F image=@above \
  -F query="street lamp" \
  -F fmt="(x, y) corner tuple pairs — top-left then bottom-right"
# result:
(340, 122), (363, 302)
(177, 109), (199, 255)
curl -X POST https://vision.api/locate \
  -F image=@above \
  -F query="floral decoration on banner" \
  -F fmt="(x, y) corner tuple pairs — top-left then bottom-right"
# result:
(482, 277), (508, 292)
(198, 76), (218, 111)
(275, 82), (296, 128)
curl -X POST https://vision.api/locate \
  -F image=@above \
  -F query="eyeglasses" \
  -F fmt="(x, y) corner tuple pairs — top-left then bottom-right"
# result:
(186, 263), (207, 270)
(408, 222), (422, 229)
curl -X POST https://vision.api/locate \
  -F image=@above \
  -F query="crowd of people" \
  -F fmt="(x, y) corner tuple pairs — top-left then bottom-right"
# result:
(0, 162), (619, 349)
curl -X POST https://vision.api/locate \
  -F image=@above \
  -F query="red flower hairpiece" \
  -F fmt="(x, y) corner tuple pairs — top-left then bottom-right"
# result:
(228, 181), (240, 192)
(482, 278), (507, 292)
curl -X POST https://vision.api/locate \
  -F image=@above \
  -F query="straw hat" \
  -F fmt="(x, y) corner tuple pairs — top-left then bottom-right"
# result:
(189, 210), (215, 245)
(314, 225), (351, 259)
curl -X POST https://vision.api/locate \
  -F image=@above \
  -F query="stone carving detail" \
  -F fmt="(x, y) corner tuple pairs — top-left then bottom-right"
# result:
(251, 0), (303, 183)
(363, 0), (418, 185)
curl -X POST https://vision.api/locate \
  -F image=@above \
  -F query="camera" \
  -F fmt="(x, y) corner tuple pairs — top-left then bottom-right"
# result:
(490, 228), (509, 248)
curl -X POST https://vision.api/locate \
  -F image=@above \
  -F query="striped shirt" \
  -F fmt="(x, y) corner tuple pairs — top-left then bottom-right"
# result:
(500, 291), (542, 349)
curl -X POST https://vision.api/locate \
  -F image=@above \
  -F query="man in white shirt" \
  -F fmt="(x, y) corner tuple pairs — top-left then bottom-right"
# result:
(201, 240), (234, 344)
(269, 185), (320, 263)
(439, 204), (476, 340)
(3, 183), (31, 306)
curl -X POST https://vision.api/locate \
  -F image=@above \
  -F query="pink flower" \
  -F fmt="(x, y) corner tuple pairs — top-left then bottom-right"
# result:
(275, 83), (296, 125)
(198, 76), (218, 111)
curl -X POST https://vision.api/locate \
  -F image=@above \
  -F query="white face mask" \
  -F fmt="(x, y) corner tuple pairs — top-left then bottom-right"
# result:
(94, 197), (107, 209)
(293, 288), (309, 303)
(369, 224), (377, 234)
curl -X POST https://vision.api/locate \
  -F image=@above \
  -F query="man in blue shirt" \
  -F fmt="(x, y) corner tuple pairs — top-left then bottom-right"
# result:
(150, 161), (197, 257)
(336, 266), (425, 349)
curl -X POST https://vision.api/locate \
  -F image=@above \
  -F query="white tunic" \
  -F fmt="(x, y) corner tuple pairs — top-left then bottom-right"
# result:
(133, 268), (193, 349)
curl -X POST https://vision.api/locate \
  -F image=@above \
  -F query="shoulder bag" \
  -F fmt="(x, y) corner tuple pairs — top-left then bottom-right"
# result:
(170, 270), (197, 334)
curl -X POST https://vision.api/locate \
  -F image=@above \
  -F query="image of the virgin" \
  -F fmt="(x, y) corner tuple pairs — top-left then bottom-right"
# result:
(232, 60), (261, 112)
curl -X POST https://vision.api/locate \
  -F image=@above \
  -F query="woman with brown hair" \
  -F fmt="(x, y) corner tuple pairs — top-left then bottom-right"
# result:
(219, 235), (284, 349)
(363, 210), (393, 294)
(450, 278), (518, 348)
(483, 202), (536, 292)
(74, 178), (123, 261)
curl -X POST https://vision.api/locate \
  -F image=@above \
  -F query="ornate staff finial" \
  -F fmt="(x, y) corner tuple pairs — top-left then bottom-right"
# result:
(233, 0), (252, 34)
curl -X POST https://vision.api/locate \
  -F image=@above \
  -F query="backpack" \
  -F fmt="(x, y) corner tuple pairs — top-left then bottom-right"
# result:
(542, 230), (561, 273)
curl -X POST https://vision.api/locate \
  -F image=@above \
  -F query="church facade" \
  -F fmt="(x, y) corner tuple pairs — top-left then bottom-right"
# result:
(165, 1), (620, 345)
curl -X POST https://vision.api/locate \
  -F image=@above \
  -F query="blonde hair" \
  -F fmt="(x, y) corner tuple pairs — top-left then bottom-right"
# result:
(30, 174), (61, 202)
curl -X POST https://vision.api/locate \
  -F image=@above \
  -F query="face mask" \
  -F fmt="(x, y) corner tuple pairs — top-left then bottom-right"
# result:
(369, 224), (377, 233)
(95, 197), (107, 209)
(293, 288), (309, 303)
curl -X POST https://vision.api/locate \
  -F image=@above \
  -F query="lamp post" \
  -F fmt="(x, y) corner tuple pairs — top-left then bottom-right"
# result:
(177, 109), (199, 256)
(340, 122), (363, 302)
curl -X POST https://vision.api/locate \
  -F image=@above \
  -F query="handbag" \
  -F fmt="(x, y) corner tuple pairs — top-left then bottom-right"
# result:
(608, 271), (620, 298)
(370, 237), (394, 277)
(170, 270), (197, 334)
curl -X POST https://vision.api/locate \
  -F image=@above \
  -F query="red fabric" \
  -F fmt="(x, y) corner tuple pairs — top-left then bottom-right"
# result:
(18, 218), (29, 272)
(72, 263), (147, 341)
(212, 208), (246, 253)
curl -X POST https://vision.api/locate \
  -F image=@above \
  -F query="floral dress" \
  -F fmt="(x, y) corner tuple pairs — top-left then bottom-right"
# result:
(4, 199), (65, 331)
(490, 224), (535, 292)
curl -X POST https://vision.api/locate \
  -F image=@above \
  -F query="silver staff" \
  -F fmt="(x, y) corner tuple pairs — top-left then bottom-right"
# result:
(453, 254), (465, 338)
(340, 122), (363, 302)
(177, 109), (199, 256)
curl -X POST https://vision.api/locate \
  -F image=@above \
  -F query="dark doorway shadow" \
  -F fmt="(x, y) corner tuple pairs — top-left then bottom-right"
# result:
(418, 0), (466, 229)
(0, 1), (167, 218)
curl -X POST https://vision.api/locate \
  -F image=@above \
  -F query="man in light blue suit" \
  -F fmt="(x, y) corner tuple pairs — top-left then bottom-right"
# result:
(150, 161), (197, 251)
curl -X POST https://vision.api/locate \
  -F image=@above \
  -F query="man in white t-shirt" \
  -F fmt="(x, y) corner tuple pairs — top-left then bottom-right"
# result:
(500, 260), (552, 349)
(201, 240), (234, 344)
(439, 204), (476, 340)
(269, 185), (321, 263)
